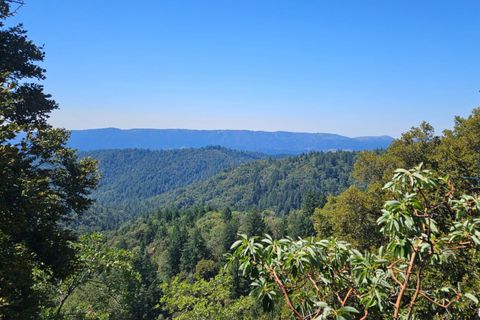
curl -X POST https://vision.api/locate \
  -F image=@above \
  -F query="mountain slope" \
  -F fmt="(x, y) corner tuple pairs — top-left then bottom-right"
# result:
(147, 151), (356, 214)
(79, 147), (268, 229)
(69, 128), (392, 154)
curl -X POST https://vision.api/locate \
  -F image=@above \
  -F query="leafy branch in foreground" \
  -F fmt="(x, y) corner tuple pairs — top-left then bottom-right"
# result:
(36, 233), (140, 319)
(227, 165), (480, 319)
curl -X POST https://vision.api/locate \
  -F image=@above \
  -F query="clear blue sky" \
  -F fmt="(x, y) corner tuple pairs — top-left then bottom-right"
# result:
(10, 0), (480, 137)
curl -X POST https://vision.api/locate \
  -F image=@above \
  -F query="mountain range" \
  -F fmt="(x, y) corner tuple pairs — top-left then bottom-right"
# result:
(69, 128), (393, 154)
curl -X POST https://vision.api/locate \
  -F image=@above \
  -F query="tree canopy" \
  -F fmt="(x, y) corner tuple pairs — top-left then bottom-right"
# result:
(229, 166), (480, 319)
(0, 1), (98, 317)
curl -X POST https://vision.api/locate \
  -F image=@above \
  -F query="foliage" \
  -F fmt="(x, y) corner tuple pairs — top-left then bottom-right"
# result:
(79, 147), (267, 230)
(313, 111), (480, 254)
(313, 187), (381, 250)
(82, 150), (354, 234)
(109, 202), (326, 284)
(0, 1), (98, 317)
(160, 272), (257, 320)
(228, 166), (480, 319)
(38, 233), (141, 319)
(3, 2), (480, 319)
(149, 151), (355, 214)
(435, 108), (480, 191)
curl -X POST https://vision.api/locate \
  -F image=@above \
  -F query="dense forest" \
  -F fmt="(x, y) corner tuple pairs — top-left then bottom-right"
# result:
(2, 1), (480, 319)
(77, 147), (268, 230)
(79, 148), (354, 230)
(83, 147), (267, 203)
(147, 151), (355, 214)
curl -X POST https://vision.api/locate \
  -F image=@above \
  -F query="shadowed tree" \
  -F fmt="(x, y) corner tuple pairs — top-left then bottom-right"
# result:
(0, 1), (98, 317)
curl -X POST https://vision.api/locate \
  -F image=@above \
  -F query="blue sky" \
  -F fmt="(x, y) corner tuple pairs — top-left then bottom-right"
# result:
(10, 0), (480, 136)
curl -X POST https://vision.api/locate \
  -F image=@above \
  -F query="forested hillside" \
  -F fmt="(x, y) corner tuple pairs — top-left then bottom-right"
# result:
(82, 147), (267, 203)
(108, 206), (311, 281)
(147, 151), (355, 214)
(79, 149), (354, 230)
(78, 147), (268, 230)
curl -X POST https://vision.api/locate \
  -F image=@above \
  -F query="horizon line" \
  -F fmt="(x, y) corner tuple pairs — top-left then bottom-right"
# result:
(69, 127), (394, 139)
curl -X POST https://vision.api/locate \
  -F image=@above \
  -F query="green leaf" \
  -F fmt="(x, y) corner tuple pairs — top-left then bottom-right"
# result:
(464, 293), (479, 304)
(338, 306), (359, 314)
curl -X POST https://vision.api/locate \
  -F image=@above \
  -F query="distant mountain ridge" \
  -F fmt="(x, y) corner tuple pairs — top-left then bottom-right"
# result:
(69, 128), (393, 154)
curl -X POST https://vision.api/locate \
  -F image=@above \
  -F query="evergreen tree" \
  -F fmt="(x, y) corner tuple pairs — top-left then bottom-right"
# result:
(166, 224), (186, 276)
(301, 191), (325, 215)
(180, 227), (208, 274)
(286, 210), (315, 238)
(242, 211), (266, 237)
(220, 207), (237, 251)
(0, 1), (98, 317)
(130, 251), (163, 320)
(222, 207), (233, 221)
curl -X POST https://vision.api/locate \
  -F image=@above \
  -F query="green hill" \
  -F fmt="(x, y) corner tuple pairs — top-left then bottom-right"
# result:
(78, 147), (268, 229)
(147, 151), (356, 214)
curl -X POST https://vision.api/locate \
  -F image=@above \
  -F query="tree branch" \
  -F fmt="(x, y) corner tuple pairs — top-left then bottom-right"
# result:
(393, 250), (417, 320)
(341, 287), (354, 306)
(407, 266), (423, 320)
(270, 268), (304, 320)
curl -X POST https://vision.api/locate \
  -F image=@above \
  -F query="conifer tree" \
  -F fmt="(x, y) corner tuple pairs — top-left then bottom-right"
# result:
(0, 1), (98, 317)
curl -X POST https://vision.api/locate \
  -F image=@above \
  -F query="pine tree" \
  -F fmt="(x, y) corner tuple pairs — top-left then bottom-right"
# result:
(180, 227), (208, 274)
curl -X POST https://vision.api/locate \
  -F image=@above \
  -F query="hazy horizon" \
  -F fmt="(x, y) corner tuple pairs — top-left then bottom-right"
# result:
(67, 126), (394, 138)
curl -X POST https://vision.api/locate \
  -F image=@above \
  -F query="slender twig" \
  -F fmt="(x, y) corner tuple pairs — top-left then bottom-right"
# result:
(307, 274), (321, 296)
(359, 309), (369, 320)
(419, 291), (462, 309)
(55, 270), (90, 318)
(6, 0), (25, 15)
(393, 250), (417, 320)
(407, 266), (423, 320)
(335, 292), (343, 305)
(341, 288), (353, 306)
(387, 264), (406, 287)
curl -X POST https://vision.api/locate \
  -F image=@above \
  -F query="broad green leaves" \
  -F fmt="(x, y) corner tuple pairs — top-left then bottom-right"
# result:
(228, 166), (480, 319)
